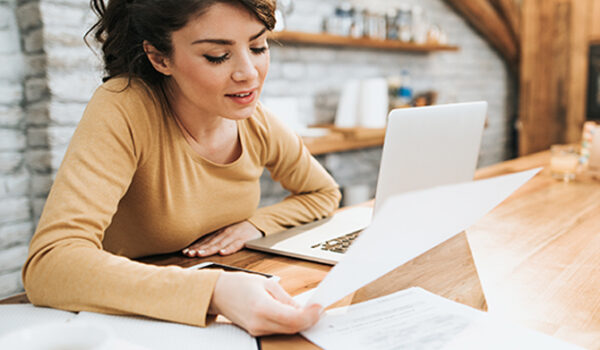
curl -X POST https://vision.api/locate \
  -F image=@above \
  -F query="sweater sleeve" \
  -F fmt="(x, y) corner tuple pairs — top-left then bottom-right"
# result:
(22, 82), (220, 327)
(247, 106), (341, 235)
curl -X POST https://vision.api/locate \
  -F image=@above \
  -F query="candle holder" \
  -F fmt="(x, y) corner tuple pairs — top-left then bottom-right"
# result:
(550, 144), (579, 182)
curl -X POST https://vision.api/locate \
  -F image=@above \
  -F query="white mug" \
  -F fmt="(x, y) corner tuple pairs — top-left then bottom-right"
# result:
(358, 78), (389, 128)
(335, 79), (361, 128)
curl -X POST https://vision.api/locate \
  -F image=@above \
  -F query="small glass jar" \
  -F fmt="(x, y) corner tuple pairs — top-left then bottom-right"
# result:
(365, 10), (386, 40)
(397, 5), (412, 42)
(386, 9), (399, 40)
(350, 7), (365, 38)
(550, 144), (580, 182)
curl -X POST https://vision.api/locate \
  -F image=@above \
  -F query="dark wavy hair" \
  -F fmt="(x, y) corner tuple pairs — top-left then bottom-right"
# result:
(86, 0), (276, 90)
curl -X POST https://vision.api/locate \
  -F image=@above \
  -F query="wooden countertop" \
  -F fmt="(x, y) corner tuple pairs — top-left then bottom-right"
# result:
(3, 150), (600, 349)
(470, 151), (600, 348)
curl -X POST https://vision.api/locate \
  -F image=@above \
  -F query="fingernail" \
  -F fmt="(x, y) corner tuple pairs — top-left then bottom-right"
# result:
(219, 249), (226, 254)
(197, 249), (206, 255)
(182, 249), (189, 254)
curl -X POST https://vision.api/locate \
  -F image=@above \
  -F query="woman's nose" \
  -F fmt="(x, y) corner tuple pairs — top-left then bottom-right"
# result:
(231, 53), (259, 82)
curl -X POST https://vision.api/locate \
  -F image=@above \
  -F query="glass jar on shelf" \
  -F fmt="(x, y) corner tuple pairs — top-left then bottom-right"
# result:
(350, 7), (365, 38)
(365, 9), (386, 40)
(385, 8), (399, 41)
(411, 5), (428, 44)
(338, 2), (354, 36)
(397, 4), (412, 42)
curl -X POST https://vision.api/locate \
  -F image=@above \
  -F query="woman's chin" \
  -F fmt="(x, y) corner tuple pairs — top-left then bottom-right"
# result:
(223, 105), (257, 120)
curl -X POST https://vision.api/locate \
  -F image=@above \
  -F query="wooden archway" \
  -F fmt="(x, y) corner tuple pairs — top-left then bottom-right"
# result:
(445, 0), (595, 156)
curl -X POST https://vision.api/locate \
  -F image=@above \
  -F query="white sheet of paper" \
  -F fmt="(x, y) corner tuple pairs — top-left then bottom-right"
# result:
(306, 168), (541, 308)
(302, 287), (581, 350)
(441, 317), (582, 350)
(73, 312), (257, 350)
(0, 304), (76, 336)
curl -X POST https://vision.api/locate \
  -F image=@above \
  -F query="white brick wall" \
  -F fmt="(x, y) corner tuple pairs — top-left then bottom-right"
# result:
(0, 0), (516, 298)
(0, 0), (31, 298)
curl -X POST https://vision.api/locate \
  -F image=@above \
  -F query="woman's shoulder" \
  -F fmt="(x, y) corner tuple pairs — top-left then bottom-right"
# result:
(243, 101), (299, 152)
(93, 76), (158, 105)
(86, 76), (164, 124)
(246, 102), (286, 134)
(82, 76), (163, 150)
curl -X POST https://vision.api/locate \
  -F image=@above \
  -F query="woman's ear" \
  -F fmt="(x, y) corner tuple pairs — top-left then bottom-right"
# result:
(143, 40), (172, 76)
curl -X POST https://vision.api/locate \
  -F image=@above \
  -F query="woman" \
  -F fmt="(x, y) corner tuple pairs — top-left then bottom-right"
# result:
(22, 0), (340, 336)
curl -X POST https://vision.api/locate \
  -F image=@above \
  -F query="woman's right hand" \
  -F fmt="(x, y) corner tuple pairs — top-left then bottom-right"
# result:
(208, 271), (322, 336)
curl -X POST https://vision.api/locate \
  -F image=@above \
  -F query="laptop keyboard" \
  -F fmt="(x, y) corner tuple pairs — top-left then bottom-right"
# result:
(311, 229), (362, 254)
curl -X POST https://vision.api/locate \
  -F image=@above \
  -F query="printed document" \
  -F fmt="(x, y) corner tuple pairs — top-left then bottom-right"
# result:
(306, 168), (541, 308)
(302, 287), (582, 350)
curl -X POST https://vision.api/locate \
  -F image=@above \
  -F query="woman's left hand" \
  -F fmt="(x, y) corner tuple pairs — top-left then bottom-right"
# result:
(182, 221), (263, 257)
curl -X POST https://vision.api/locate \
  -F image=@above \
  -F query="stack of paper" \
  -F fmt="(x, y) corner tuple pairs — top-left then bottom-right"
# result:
(302, 288), (581, 350)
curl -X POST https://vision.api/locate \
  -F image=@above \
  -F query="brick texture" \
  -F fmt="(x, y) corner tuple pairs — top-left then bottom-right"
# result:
(0, 0), (31, 298)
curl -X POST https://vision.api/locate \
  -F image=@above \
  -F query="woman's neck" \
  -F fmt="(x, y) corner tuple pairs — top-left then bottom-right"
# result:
(165, 81), (241, 164)
(166, 83), (225, 141)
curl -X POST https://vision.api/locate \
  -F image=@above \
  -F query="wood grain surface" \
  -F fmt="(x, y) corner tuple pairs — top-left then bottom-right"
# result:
(4, 150), (600, 349)
(468, 152), (600, 349)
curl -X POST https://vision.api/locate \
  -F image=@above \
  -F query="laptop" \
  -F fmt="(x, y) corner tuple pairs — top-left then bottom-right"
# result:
(245, 102), (488, 265)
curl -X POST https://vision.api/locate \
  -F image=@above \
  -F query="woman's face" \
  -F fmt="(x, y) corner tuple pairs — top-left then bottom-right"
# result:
(163, 2), (270, 121)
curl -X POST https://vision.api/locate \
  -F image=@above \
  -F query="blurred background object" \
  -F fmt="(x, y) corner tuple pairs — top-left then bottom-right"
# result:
(274, 0), (295, 32)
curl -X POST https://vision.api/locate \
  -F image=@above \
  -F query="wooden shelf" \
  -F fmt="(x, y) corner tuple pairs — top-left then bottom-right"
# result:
(302, 125), (386, 155)
(268, 30), (459, 52)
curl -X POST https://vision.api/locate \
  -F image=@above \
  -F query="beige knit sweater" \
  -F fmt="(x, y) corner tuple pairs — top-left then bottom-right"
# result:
(23, 77), (340, 327)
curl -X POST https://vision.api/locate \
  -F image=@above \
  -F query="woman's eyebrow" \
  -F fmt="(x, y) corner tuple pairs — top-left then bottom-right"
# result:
(192, 28), (268, 46)
(249, 28), (267, 41)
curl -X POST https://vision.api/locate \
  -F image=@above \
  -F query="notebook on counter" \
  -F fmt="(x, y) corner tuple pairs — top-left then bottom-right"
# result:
(245, 102), (487, 265)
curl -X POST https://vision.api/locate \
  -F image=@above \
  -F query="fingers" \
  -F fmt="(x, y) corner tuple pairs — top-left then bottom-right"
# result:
(193, 234), (237, 257)
(182, 228), (232, 257)
(264, 279), (299, 308)
(254, 298), (322, 336)
(182, 232), (220, 257)
(210, 271), (322, 337)
(182, 221), (262, 257)
(218, 239), (245, 255)
(254, 281), (321, 335)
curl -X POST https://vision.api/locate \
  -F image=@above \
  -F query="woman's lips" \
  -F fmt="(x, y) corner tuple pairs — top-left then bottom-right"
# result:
(226, 90), (256, 105)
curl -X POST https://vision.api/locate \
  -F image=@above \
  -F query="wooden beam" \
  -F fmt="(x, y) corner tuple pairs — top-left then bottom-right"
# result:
(590, 0), (600, 40)
(566, 0), (591, 143)
(489, 0), (521, 46)
(518, 0), (591, 155)
(444, 0), (519, 68)
(518, 0), (562, 155)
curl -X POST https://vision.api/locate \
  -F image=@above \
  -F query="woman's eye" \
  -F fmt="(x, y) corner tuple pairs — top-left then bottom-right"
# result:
(204, 53), (230, 64)
(251, 46), (268, 55)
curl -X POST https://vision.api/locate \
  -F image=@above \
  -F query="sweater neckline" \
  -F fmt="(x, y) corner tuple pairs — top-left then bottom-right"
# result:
(166, 111), (247, 168)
